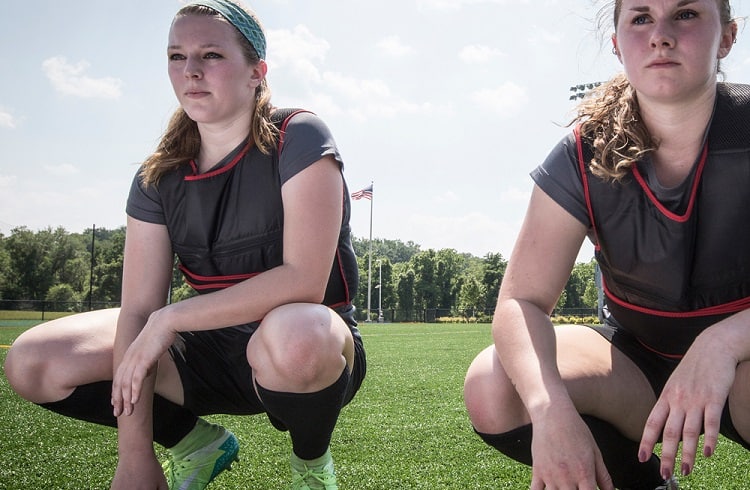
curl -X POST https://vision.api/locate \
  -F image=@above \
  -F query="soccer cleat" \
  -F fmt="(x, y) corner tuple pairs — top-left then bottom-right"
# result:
(163, 419), (240, 490)
(290, 448), (338, 490)
(655, 476), (679, 490)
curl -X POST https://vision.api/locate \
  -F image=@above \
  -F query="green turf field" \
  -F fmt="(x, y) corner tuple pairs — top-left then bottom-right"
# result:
(1, 322), (748, 489)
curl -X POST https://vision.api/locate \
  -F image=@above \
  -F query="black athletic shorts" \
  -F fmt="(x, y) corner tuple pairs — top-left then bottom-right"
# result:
(168, 304), (366, 417)
(587, 321), (750, 450)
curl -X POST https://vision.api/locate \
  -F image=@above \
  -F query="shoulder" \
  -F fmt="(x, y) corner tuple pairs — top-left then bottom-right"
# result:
(710, 83), (750, 150)
(280, 110), (333, 139)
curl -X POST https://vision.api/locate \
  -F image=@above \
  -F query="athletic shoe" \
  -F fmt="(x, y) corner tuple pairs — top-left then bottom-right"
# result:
(655, 477), (679, 490)
(163, 419), (240, 490)
(290, 448), (338, 490)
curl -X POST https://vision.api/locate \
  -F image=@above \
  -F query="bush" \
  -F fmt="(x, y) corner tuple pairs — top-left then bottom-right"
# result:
(45, 284), (80, 312)
(551, 315), (600, 325)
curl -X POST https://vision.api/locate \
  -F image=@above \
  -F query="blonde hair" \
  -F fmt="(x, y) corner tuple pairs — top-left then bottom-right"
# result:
(573, 0), (737, 182)
(140, 3), (278, 186)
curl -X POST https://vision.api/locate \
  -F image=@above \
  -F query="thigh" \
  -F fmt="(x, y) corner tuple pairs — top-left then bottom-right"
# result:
(5, 308), (120, 402)
(556, 324), (656, 440)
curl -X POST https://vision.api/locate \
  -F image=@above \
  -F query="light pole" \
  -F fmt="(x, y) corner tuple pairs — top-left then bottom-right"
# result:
(377, 260), (383, 322)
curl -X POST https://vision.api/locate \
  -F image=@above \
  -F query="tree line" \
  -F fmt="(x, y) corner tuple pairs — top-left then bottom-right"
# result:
(0, 227), (599, 320)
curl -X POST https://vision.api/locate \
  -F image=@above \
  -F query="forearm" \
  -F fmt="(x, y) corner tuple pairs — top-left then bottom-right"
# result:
(698, 308), (750, 364)
(160, 263), (326, 334)
(493, 298), (576, 422)
(113, 310), (156, 453)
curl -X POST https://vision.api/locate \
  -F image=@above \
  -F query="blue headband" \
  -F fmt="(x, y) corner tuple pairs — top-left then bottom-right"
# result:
(186, 0), (266, 60)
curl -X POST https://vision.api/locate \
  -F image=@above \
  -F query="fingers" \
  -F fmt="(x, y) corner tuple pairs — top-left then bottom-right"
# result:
(594, 449), (615, 490)
(676, 410), (702, 476)
(641, 398), (725, 479)
(111, 351), (147, 417)
(702, 401), (723, 458)
(639, 400), (667, 462)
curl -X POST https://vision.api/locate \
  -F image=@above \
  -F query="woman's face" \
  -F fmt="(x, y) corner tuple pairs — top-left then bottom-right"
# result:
(167, 14), (265, 127)
(612, 0), (735, 104)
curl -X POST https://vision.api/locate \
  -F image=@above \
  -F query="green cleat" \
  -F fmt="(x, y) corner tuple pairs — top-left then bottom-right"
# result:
(162, 419), (240, 490)
(290, 448), (338, 490)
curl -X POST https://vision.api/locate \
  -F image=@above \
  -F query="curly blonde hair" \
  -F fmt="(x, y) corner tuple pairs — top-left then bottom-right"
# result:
(140, 3), (278, 186)
(573, 0), (737, 182)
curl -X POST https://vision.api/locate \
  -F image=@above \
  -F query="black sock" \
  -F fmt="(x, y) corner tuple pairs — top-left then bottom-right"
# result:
(256, 368), (349, 460)
(475, 416), (663, 489)
(38, 380), (198, 448)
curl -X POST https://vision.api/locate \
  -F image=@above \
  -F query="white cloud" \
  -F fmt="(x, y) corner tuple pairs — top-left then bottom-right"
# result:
(44, 163), (80, 176)
(0, 175), (17, 187)
(470, 81), (529, 117)
(377, 36), (416, 58)
(267, 26), (330, 67)
(42, 56), (123, 99)
(0, 108), (16, 129)
(459, 44), (505, 64)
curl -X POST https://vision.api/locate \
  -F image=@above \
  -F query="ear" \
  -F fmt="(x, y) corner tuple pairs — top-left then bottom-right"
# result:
(717, 22), (738, 59)
(249, 60), (268, 88)
(611, 34), (622, 62)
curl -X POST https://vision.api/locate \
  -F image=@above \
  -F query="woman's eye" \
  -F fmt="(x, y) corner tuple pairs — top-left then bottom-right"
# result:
(204, 52), (223, 59)
(676, 10), (697, 20)
(168, 53), (185, 61)
(632, 15), (649, 25)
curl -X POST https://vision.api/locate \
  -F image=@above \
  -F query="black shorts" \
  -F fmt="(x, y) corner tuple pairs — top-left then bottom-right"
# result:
(168, 304), (366, 417)
(587, 322), (750, 450)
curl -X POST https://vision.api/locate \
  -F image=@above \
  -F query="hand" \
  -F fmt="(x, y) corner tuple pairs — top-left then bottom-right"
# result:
(639, 334), (736, 479)
(111, 451), (168, 489)
(529, 408), (614, 490)
(112, 309), (177, 417)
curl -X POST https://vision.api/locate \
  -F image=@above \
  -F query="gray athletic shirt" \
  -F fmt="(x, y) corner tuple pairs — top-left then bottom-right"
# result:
(531, 133), (697, 228)
(126, 111), (343, 225)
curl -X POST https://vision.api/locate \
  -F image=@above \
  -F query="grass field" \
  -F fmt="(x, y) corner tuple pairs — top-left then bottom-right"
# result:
(1, 320), (749, 489)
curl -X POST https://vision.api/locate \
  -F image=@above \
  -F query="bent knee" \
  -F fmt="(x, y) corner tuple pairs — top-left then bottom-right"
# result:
(4, 338), (52, 401)
(464, 345), (528, 433)
(249, 303), (347, 382)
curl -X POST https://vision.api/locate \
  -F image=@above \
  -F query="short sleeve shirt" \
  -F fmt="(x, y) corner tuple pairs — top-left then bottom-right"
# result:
(126, 111), (342, 224)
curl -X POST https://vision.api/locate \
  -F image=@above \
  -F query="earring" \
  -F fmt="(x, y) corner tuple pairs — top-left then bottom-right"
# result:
(612, 46), (618, 55)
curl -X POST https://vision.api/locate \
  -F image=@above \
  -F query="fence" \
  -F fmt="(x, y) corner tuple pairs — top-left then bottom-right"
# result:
(0, 300), (598, 324)
(0, 300), (120, 321)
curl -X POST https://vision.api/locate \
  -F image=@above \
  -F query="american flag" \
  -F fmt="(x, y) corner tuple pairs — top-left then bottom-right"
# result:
(351, 183), (373, 200)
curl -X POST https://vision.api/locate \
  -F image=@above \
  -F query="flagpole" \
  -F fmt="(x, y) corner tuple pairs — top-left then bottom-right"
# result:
(366, 181), (373, 322)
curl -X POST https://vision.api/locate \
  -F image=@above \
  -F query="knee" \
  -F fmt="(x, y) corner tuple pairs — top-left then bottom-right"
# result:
(4, 335), (47, 401)
(250, 304), (345, 384)
(464, 346), (527, 433)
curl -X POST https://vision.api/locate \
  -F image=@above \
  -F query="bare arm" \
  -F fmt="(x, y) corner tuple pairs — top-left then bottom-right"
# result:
(493, 185), (613, 489)
(641, 308), (750, 478)
(493, 185), (587, 414)
(112, 217), (173, 487)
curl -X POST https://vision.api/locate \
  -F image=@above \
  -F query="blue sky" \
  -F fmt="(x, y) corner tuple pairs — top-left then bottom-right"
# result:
(1, 0), (749, 263)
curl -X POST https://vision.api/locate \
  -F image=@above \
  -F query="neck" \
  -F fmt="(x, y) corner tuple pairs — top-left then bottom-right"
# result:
(196, 116), (253, 172)
(639, 85), (717, 187)
(639, 84), (717, 146)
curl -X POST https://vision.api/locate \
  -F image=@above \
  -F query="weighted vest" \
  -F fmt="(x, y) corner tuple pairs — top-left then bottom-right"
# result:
(577, 83), (750, 355)
(155, 109), (357, 313)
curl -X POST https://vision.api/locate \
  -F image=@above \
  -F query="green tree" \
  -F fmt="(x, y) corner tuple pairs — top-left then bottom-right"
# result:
(458, 274), (485, 319)
(395, 266), (415, 320)
(411, 249), (438, 309)
(434, 248), (466, 311)
(482, 252), (506, 310)
(45, 284), (80, 311)
(4, 227), (57, 300)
